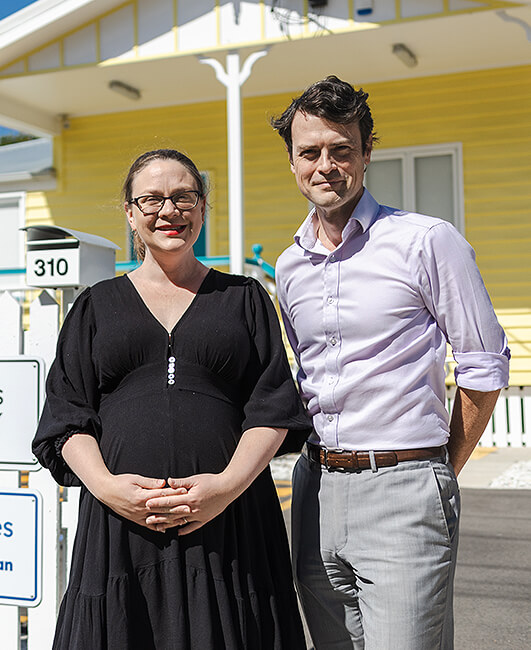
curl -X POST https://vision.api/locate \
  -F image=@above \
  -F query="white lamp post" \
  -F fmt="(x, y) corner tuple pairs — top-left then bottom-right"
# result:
(199, 49), (268, 274)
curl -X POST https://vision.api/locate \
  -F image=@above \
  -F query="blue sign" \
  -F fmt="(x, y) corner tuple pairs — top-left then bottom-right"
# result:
(0, 488), (42, 607)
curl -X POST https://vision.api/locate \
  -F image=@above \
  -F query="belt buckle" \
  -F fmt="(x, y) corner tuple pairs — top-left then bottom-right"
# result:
(324, 447), (347, 472)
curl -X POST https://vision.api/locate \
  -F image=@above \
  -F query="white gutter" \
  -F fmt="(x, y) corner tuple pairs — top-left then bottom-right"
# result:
(0, 0), (123, 63)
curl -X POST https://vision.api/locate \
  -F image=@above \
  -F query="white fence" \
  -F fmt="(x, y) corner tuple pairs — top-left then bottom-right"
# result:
(0, 288), (81, 650)
(0, 285), (529, 648)
(446, 385), (531, 448)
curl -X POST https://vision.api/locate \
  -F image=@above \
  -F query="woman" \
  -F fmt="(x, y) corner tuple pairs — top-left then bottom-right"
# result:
(33, 149), (311, 649)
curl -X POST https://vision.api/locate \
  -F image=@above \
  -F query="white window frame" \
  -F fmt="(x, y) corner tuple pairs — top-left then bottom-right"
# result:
(0, 191), (26, 290)
(0, 191), (26, 267)
(369, 142), (465, 234)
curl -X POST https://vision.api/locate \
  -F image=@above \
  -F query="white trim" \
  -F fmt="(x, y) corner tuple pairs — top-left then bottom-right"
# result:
(369, 142), (464, 233)
(0, 191), (26, 264)
(0, 192), (26, 290)
(0, 0), (122, 49)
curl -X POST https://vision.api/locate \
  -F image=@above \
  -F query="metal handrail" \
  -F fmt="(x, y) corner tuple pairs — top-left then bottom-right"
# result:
(0, 246), (276, 279)
(247, 244), (275, 279)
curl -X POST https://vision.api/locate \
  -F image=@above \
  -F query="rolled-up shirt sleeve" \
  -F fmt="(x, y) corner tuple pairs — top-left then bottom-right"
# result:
(416, 221), (510, 392)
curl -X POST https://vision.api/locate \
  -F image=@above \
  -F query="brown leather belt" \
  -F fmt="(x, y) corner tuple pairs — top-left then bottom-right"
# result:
(306, 442), (445, 472)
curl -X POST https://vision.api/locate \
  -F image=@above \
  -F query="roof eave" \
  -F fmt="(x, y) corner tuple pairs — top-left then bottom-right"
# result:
(0, 0), (124, 66)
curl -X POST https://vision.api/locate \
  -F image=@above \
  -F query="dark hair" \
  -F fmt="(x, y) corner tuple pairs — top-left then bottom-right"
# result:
(270, 75), (377, 157)
(123, 149), (206, 261)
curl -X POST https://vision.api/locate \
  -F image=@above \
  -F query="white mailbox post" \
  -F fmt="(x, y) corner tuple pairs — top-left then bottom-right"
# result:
(23, 225), (120, 289)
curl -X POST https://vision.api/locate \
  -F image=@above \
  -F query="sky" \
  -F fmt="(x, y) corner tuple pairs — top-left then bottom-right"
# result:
(0, 1), (40, 134)
(0, 127), (20, 136)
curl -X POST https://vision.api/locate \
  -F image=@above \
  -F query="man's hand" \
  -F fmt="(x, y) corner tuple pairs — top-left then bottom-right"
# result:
(448, 387), (500, 475)
(145, 473), (236, 535)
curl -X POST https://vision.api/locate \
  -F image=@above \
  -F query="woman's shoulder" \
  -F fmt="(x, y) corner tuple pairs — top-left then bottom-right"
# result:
(210, 269), (262, 292)
(85, 275), (129, 302)
(68, 276), (128, 317)
(90, 274), (128, 292)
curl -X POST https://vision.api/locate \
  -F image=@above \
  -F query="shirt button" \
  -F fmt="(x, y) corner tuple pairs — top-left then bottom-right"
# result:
(327, 414), (334, 422)
(168, 379), (175, 385)
(329, 254), (335, 262)
(330, 337), (337, 346)
(327, 296), (334, 304)
(168, 356), (176, 363)
(328, 376), (334, 384)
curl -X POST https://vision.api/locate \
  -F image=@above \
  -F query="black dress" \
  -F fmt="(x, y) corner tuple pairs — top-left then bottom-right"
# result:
(33, 270), (311, 650)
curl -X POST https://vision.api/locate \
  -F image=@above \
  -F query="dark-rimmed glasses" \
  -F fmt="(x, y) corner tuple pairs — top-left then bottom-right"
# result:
(129, 191), (201, 215)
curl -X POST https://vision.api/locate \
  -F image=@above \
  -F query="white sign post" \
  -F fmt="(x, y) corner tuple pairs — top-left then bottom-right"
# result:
(0, 357), (44, 471)
(0, 488), (42, 607)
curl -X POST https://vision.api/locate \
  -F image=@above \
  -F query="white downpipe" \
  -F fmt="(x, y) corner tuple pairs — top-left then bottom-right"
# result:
(199, 49), (268, 275)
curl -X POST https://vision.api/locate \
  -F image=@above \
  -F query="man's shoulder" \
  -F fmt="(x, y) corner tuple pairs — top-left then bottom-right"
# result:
(276, 242), (305, 275)
(378, 205), (450, 233)
(375, 207), (461, 251)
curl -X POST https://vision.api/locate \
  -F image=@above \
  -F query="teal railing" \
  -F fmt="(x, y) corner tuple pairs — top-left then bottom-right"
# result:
(0, 245), (275, 281)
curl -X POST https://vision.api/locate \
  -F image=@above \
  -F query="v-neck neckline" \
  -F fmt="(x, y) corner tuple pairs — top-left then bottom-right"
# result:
(123, 268), (214, 336)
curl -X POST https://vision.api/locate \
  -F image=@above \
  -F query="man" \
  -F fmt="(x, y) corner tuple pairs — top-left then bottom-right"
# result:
(271, 76), (510, 649)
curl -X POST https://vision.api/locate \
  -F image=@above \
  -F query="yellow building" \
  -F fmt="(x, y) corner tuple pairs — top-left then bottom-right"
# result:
(0, 0), (530, 387)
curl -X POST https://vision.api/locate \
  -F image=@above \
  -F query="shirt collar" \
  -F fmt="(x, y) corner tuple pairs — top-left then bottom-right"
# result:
(293, 188), (381, 254)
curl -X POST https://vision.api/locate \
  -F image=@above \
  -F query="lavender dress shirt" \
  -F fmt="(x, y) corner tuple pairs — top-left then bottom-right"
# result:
(276, 189), (510, 451)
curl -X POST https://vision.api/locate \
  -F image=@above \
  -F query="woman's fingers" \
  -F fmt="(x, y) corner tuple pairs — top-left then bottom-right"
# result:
(145, 494), (191, 510)
(146, 513), (193, 532)
(133, 476), (166, 489)
(145, 506), (190, 523)
(98, 474), (190, 530)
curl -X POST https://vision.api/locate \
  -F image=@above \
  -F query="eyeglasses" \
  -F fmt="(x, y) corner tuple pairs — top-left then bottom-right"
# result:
(129, 191), (201, 215)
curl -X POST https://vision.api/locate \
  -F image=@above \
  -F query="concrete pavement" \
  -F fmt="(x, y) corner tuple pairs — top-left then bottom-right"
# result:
(455, 488), (531, 649)
(458, 446), (531, 489)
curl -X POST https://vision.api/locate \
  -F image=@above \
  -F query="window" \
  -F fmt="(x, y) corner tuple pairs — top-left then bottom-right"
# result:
(365, 143), (464, 233)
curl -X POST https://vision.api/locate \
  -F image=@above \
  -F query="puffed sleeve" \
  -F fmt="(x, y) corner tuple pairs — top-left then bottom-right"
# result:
(32, 287), (102, 486)
(242, 278), (312, 455)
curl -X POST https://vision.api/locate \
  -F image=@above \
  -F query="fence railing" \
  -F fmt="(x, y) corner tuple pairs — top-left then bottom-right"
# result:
(446, 385), (530, 448)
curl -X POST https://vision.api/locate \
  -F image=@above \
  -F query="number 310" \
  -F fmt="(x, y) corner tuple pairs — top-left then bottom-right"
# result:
(34, 258), (69, 277)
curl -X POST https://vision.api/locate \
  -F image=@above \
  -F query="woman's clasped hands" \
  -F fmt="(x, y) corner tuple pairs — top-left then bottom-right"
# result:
(93, 472), (190, 532)
(145, 473), (236, 535)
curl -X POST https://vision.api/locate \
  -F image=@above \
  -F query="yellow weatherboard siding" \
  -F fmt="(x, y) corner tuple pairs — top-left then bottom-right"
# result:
(31, 101), (229, 258)
(24, 64), (531, 384)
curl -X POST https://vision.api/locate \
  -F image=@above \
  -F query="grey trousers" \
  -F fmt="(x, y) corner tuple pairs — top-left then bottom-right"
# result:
(291, 448), (460, 650)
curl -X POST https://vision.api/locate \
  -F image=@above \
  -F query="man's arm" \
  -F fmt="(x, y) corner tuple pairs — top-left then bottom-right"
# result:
(447, 387), (501, 476)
